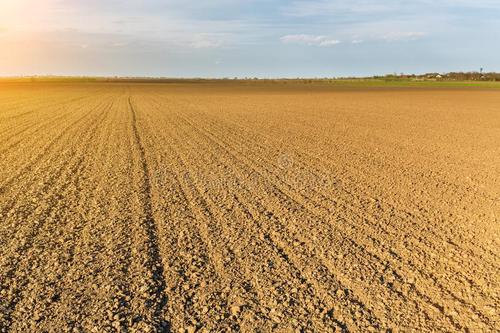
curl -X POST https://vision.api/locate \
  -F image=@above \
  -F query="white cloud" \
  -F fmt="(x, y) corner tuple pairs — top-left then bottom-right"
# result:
(188, 33), (226, 49)
(351, 39), (364, 44)
(280, 34), (340, 47)
(319, 39), (341, 46)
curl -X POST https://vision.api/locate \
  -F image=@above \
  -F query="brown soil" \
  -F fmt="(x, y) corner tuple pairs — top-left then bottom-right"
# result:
(0, 83), (498, 332)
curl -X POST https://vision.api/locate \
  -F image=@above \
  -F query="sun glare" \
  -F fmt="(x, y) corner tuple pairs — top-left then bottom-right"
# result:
(0, 1), (51, 31)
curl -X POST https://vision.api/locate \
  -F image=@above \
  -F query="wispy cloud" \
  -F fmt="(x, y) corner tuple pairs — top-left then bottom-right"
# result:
(283, 0), (500, 17)
(111, 42), (128, 47)
(382, 31), (426, 41)
(186, 32), (227, 49)
(283, 1), (392, 17)
(280, 34), (340, 47)
(190, 39), (223, 49)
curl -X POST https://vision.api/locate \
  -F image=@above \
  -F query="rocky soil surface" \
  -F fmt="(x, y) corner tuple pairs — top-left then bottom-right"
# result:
(0, 82), (498, 332)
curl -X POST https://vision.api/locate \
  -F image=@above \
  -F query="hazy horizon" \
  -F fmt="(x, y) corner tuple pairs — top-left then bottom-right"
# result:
(1, 1), (499, 77)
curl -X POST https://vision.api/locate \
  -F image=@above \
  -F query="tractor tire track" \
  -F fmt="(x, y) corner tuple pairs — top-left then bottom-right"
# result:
(127, 96), (169, 332)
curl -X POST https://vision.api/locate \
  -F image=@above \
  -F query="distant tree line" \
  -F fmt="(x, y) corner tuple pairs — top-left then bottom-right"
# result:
(373, 72), (500, 81)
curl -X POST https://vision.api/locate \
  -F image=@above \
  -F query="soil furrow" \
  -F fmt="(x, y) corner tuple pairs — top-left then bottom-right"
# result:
(155, 98), (489, 331)
(146, 100), (374, 326)
(127, 96), (169, 332)
(0, 99), (113, 331)
(1, 83), (498, 333)
(171, 100), (497, 314)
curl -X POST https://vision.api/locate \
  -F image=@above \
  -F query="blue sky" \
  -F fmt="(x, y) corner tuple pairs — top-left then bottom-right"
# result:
(0, 0), (499, 77)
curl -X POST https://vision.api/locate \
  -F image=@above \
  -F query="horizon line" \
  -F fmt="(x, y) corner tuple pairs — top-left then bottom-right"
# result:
(0, 71), (497, 81)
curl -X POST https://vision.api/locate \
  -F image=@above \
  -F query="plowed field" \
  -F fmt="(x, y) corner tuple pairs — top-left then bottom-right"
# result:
(0, 82), (498, 332)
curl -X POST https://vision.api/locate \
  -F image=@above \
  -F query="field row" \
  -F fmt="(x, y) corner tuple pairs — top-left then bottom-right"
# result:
(0, 83), (498, 332)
